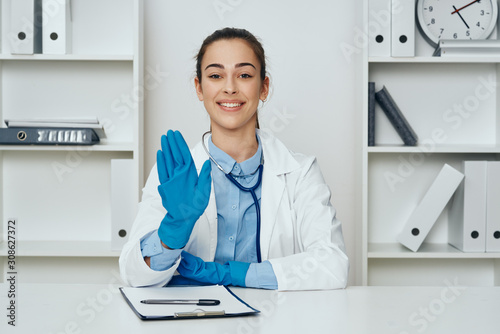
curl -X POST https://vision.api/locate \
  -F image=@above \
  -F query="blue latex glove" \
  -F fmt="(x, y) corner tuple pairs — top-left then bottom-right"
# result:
(177, 251), (250, 287)
(156, 130), (212, 249)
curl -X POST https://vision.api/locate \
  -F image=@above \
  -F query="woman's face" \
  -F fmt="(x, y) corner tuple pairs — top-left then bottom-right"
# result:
(195, 39), (269, 134)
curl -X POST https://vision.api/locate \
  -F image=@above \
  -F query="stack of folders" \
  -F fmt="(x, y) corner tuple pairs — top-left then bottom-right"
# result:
(448, 161), (500, 252)
(433, 40), (500, 57)
(9, 0), (72, 55)
(0, 117), (104, 145)
(368, 83), (418, 146)
(397, 161), (500, 252)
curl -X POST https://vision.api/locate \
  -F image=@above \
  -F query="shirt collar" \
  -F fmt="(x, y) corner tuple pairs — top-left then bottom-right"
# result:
(208, 133), (262, 176)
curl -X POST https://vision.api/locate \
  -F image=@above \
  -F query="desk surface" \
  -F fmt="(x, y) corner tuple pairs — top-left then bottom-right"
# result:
(1, 283), (499, 333)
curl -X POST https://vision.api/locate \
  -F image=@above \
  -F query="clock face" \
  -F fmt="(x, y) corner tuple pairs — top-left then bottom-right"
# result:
(417, 0), (498, 46)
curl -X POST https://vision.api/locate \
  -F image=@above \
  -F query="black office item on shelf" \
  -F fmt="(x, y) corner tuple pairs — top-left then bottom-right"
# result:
(375, 86), (418, 146)
(368, 82), (375, 146)
(0, 127), (100, 145)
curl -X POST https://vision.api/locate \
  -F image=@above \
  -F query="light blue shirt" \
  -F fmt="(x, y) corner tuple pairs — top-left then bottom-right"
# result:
(140, 134), (277, 289)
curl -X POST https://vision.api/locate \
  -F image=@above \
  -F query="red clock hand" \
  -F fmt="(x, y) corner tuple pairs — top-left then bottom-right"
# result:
(451, 0), (480, 14)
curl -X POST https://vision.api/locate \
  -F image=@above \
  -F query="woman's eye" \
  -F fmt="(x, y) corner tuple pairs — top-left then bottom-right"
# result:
(240, 74), (252, 79)
(209, 74), (221, 79)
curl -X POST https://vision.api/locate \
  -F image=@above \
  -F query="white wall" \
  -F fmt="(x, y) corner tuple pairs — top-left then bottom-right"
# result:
(143, 0), (363, 285)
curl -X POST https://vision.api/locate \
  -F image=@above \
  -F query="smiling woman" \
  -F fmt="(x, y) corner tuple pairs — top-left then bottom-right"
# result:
(194, 37), (269, 162)
(194, 28), (269, 161)
(119, 27), (349, 291)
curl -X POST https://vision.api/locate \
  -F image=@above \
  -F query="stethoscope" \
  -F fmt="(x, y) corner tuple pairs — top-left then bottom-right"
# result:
(201, 131), (263, 263)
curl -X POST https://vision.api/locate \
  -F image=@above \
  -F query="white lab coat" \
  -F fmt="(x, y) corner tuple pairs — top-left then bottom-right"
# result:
(119, 129), (349, 291)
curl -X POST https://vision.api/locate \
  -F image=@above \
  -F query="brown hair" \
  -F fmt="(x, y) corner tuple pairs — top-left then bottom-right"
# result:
(196, 27), (267, 83)
(196, 28), (267, 129)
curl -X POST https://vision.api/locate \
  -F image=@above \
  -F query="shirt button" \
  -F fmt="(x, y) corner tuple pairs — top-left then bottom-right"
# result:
(232, 204), (237, 210)
(229, 236), (235, 241)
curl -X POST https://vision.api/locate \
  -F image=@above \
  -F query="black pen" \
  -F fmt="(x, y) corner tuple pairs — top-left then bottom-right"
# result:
(140, 299), (220, 306)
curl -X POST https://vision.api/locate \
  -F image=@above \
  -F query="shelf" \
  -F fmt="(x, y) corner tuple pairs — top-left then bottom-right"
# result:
(0, 143), (136, 152)
(368, 243), (500, 259)
(0, 54), (133, 61)
(0, 240), (121, 257)
(367, 145), (500, 154)
(0, 0), (143, 285)
(369, 56), (500, 64)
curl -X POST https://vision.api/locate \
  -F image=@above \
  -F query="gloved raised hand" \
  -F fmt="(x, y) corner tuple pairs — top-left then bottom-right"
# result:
(156, 130), (212, 249)
(176, 251), (250, 287)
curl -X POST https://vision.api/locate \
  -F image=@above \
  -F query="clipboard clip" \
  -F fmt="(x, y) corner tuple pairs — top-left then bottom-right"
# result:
(175, 308), (226, 318)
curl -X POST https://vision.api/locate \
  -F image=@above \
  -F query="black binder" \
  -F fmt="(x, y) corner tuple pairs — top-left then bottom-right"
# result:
(0, 127), (100, 145)
(375, 86), (418, 146)
(368, 82), (375, 146)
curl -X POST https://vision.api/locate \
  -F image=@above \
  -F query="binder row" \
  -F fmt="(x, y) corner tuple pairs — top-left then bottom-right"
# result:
(368, 82), (418, 146)
(449, 161), (500, 253)
(397, 162), (500, 253)
(9, 0), (72, 55)
(368, 0), (415, 57)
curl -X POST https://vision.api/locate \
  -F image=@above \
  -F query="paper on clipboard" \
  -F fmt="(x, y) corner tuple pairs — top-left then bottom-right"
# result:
(120, 285), (260, 320)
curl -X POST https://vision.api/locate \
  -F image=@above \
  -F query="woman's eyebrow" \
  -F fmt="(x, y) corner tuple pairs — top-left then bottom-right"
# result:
(235, 62), (256, 69)
(205, 62), (256, 70)
(205, 63), (224, 70)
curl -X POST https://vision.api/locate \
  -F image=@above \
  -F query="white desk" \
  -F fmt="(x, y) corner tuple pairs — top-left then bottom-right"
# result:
(1, 283), (499, 333)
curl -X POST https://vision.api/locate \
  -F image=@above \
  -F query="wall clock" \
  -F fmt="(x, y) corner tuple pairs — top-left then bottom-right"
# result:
(416, 0), (498, 46)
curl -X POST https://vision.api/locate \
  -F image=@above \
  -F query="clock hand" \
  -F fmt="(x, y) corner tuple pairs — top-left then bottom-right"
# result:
(451, 0), (480, 14)
(453, 5), (470, 29)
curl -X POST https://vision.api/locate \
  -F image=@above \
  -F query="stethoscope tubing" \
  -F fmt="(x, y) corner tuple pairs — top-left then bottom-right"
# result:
(202, 131), (263, 263)
(225, 165), (263, 263)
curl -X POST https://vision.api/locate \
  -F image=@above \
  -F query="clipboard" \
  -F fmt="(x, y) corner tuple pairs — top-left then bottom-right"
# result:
(119, 285), (260, 320)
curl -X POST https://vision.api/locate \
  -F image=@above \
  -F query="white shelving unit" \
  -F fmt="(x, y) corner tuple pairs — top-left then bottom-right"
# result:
(0, 0), (143, 283)
(362, 0), (500, 286)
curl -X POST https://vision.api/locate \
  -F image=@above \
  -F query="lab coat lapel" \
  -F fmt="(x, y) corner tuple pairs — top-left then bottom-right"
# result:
(258, 130), (300, 261)
(260, 166), (285, 261)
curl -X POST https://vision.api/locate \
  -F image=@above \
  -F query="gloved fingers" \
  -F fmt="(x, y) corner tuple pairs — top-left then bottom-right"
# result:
(168, 275), (213, 287)
(173, 130), (195, 167)
(180, 250), (200, 263)
(196, 159), (212, 198)
(178, 250), (205, 274)
(160, 133), (175, 179)
(177, 251), (232, 286)
(157, 149), (168, 183)
(166, 130), (188, 167)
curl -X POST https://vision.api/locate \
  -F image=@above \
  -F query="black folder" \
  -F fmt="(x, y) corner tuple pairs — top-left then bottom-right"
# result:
(0, 127), (100, 145)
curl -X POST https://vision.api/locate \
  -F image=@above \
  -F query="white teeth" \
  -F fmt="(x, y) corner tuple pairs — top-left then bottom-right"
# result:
(220, 102), (242, 108)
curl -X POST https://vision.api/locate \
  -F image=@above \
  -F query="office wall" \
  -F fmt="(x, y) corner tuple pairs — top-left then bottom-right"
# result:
(143, 0), (363, 285)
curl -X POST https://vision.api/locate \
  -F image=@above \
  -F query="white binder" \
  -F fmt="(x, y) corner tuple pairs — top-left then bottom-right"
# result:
(42, 0), (72, 54)
(486, 161), (500, 252)
(397, 164), (464, 252)
(111, 159), (137, 251)
(448, 161), (487, 252)
(368, 0), (391, 57)
(9, 0), (42, 54)
(391, 0), (415, 57)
